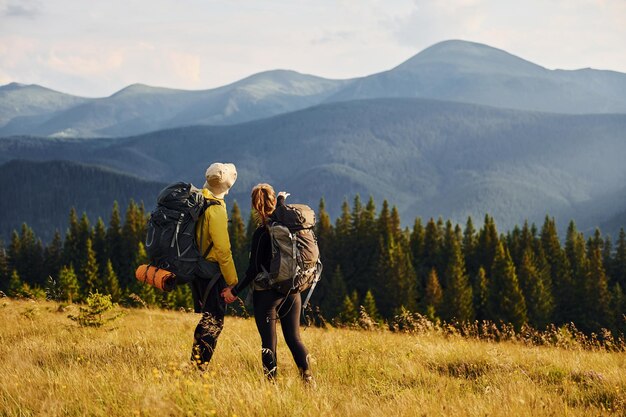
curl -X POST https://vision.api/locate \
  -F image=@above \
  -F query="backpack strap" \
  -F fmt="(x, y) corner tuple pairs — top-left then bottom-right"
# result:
(199, 199), (222, 259)
(199, 271), (222, 311)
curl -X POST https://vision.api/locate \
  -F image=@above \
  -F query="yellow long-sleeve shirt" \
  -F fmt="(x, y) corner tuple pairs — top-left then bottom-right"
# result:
(195, 188), (238, 286)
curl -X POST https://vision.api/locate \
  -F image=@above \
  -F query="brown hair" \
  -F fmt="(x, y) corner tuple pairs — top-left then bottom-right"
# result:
(251, 183), (276, 225)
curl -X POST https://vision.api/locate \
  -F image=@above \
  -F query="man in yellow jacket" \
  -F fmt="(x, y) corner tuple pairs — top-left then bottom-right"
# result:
(190, 162), (238, 368)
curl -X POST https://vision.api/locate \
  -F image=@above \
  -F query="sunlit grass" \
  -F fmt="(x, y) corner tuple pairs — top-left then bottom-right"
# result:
(1, 298), (624, 416)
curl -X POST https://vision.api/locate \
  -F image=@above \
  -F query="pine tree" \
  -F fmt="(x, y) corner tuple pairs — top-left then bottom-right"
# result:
(102, 259), (122, 302)
(375, 233), (418, 317)
(63, 207), (80, 267)
(422, 218), (442, 276)
(43, 230), (63, 283)
(339, 290), (359, 324)
(473, 267), (489, 321)
(79, 238), (99, 299)
(163, 284), (194, 310)
(77, 212), (92, 263)
(7, 231), (20, 273)
(540, 216), (573, 324)
(463, 216), (478, 280)
(585, 246), (611, 332)
(228, 202), (247, 276)
(130, 242), (157, 306)
(313, 198), (335, 308)
(488, 242), (527, 329)
(615, 228), (626, 289)
(424, 268), (443, 320)
(92, 218), (108, 273)
(107, 201), (124, 280)
(8, 269), (23, 297)
(410, 217), (425, 273)
(565, 220), (589, 323)
(610, 283), (625, 334)
(320, 266), (348, 319)
(58, 265), (79, 303)
(0, 241), (8, 293)
(477, 215), (499, 276)
(362, 290), (381, 322)
(17, 223), (45, 287)
(517, 248), (553, 328)
(442, 233), (474, 322)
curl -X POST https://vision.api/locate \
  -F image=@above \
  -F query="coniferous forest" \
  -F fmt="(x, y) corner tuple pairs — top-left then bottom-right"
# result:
(1, 197), (625, 337)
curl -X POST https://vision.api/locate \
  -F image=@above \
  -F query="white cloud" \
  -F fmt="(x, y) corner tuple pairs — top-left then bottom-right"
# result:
(0, 0), (624, 96)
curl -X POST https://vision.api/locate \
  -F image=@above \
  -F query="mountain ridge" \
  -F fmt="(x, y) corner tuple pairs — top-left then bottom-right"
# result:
(3, 40), (626, 138)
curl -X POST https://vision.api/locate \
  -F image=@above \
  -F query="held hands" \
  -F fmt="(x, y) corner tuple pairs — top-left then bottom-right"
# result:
(221, 286), (237, 304)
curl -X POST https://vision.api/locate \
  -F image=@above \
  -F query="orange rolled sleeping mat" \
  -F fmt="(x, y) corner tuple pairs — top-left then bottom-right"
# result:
(135, 264), (177, 292)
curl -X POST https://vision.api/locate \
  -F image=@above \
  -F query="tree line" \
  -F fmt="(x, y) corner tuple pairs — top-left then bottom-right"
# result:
(1, 197), (625, 336)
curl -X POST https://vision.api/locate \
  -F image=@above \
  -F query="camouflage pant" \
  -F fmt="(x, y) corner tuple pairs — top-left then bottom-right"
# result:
(191, 311), (224, 367)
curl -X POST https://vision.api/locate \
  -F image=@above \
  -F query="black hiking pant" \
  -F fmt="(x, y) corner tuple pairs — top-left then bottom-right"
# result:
(253, 289), (310, 378)
(190, 273), (227, 367)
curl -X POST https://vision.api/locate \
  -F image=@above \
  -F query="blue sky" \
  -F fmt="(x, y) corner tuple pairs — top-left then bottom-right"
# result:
(1, 0), (625, 97)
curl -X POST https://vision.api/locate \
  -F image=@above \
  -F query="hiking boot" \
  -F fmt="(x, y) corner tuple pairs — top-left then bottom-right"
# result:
(301, 369), (316, 388)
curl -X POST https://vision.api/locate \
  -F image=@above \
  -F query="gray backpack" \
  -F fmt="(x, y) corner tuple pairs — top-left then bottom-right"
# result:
(261, 203), (322, 308)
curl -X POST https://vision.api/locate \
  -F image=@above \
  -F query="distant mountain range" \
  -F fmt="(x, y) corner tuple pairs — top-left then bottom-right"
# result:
(2, 40), (626, 138)
(2, 97), (625, 240)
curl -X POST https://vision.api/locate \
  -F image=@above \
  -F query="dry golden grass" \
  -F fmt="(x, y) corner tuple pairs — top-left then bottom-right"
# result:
(1, 298), (625, 417)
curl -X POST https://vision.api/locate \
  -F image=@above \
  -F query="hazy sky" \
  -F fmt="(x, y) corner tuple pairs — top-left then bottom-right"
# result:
(1, 0), (625, 97)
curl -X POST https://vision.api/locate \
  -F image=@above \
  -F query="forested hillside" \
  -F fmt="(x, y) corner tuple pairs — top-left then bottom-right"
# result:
(2, 98), (626, 235)
(0, 160), (166, 241)
(2, 196), (624, 336)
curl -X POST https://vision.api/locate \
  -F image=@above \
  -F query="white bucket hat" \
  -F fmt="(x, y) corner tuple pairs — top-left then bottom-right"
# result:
(204, 162), (237, 198)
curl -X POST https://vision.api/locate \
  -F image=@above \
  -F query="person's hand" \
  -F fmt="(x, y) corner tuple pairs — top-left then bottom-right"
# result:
(221, 286), (237, 304)
(277, 191), (290, 200)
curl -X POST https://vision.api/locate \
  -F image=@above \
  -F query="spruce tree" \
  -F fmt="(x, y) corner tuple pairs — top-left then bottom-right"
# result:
(410, 217), (425, 273)
(610, 283), (625, 334)
(107, 201), (124, 279)
(77, 212), (91, 264)
(339, 290), (359, 324)
(540, 216), (573, 324)
(442, 234), (474, 322)
(92, 218), (108, 273)
(320, 266), (348, 319)
(615, 228), (626, 289)
(422, 218), (442, 277)
(63, 207), (80, 267)
(43, 230), (63, 283)
(79, 238), (99, 299)
(473, 267), (489, 321)
(163, 285), (194, 310)
(18, 223), (45, 287)
(313, 198), (335, 308)
(0, 241), (8, 293)
(7, 231), (20, 272)
(8, 270), (23, 297)
(585, 246), (611, 332)
(477, 215), (499, 276)
(488, 242), (527, 329)
(517, 248), (552, 328)
(362, 290), (381, 322)
(102, 260), (122, 302)
(424, 268), (443, 320)
(58, 264), (79, 303)
(463, 216), (478, 280)
(565, 220), (589, 323)
(376, 234), (418, 317)
(228, 202), (247, 276)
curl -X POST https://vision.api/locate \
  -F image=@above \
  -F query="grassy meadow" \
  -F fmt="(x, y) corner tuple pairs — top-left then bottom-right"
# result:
(1, 298), (625, 417)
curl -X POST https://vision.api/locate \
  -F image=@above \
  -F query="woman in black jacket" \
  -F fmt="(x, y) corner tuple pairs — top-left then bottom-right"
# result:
(221, 183), (313, 384)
